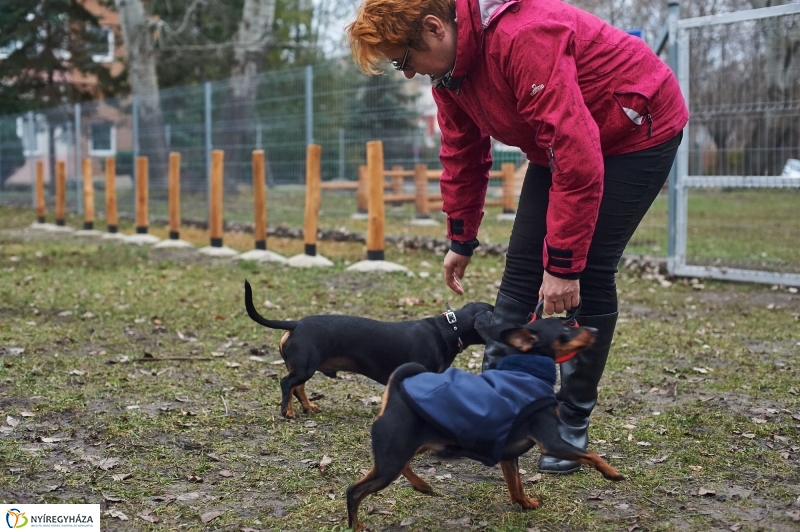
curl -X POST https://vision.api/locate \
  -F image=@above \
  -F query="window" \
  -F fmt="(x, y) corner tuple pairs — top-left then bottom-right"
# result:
(89, 121), (116, 156)
(87, 26), (114, 63)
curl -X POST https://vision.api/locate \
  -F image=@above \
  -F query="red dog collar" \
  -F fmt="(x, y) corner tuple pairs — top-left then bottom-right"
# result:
(529, 300), (581, 364)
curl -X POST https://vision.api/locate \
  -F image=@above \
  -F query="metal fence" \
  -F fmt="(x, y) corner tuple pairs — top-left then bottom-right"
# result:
(1, 3), (799, 287)
(669, 2), (800, 285)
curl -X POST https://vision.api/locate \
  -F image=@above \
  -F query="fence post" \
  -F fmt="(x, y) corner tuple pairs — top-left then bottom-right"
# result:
(205, 81), (213, 213)
(501, 163), (516, 213)
(55, 160), (66, 226)
(28, 111), (36, 209)
(366, 141), (385, 260)
(666, 0), (680, 273)
(208, 149), (224, 247)
(105, 157), (118, 233)
(252, 150), (267, 250)
(132, 95), (139, 216)
(357, 165), (368, 213)
(305, 65), (314, 145)
(82, 158), (95, 230)
(74, 104), (82, 216)
(304, 144), (322, 256)
(414, 163), (429, 218)
(136, 156), (148, 233)
(36, 160), (45, 223)
(168, 152), (181, 240)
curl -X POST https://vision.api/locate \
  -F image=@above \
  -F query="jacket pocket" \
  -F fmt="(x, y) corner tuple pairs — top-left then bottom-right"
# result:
(613, 91), (653, 136)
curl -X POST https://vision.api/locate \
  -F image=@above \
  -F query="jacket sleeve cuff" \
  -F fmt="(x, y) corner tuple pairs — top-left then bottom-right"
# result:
(450, 238), (480, 257)
(544, 267), (581, 280)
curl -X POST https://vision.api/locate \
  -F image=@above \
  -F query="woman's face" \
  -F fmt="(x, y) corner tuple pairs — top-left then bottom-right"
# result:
(379, 15), (457, 80)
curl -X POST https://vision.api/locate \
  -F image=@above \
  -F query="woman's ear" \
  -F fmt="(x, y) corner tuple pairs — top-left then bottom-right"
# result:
(421, 14), (447, 40)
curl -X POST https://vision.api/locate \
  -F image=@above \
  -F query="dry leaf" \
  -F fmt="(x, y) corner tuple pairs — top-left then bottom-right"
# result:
(20, 412), (34, 418)
(6, 416), (19, 427)
(200, 510), (222, 523)
(786, 510), (800, 522)
(729, 524), (743, 531)
(688, 465), (703, 471)
(187, 475), (203, 483)
(219, 470), (233, 478)
(524, 473), (542, 483)
(698, 487), (715, 496)
(105, 509), (129, 521)
(112, 473), (133, 481)
(138, 509), (159, 523)
(318, 455), (333, 473)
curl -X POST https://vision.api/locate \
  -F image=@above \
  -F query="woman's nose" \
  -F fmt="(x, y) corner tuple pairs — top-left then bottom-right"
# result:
(403, 70), (416, 79)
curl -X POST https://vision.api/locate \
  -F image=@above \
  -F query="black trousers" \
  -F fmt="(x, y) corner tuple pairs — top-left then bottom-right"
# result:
(499, 132), (683, 317)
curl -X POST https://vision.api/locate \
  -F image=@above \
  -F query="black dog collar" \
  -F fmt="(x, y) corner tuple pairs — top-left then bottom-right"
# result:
(443, 303), (465, 352)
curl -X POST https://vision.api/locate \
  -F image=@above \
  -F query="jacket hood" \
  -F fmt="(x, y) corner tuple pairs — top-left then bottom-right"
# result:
(450, 0), (517, 82)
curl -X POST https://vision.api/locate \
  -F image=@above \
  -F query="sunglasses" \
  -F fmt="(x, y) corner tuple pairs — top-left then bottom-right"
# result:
(391, 48), (411, 71)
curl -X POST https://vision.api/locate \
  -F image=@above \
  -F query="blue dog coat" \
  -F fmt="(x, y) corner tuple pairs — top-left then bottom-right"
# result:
(398, 355), (558, 466)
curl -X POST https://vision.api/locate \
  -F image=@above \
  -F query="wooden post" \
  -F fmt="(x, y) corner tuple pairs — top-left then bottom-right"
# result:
(82, 158), (95, 230)
(209, 149), (224, 247)
(356, 165), (368, 213)
(55, 160), (66, 226)
(391, 165), (403, 207)
(168, 152), (181, 240)
(252, 150), (267, 250)
(501, 162), (516, 213)
(135, 156), (149, 233)
(35, 160), (45, 223)
(414, 163), (429, 218)
(366, 141), (385, 260)
(105, 157), (118, 233)
(304, 144), (322, 256)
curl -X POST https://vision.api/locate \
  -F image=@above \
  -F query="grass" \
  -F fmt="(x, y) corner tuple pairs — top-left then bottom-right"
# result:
(0, 204), (798, 532)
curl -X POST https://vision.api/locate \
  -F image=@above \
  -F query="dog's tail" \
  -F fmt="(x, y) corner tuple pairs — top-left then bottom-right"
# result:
(386, 362), (428, 393)
(244, 280), (298, 330)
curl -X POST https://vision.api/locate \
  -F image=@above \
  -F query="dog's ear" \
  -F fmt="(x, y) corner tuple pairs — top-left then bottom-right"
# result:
(500, 329), (539, 352)
(474, 311), (496, 341)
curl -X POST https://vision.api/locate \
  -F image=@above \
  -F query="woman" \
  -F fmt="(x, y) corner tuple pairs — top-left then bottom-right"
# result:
(346, 0), (688, 474)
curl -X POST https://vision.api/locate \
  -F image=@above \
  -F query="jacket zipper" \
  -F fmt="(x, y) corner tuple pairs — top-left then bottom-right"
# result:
(548, 145), (561, 173)
(646, 109), (653, 137)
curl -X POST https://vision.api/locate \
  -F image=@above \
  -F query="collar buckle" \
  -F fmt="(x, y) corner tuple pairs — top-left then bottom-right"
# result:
(444, 303), (458, 328)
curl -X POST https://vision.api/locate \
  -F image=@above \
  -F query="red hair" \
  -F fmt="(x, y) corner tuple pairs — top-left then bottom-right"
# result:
(346, 0), (455, 75)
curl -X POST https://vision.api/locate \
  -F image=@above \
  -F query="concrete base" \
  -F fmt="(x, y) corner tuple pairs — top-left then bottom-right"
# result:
(350, 212), (369, 221)
(287, 253), (334, 268)
(101, 232), (128, 241)
(236, 249), (289, 264)
(73, 229), (105, 237)
(153, 238), (195, 249)
(30, 223), (75, 233)
(198, 245), (239, 257)
(497, 213), (516, 222)
(345, 260), (410, 273)
(124, 233), (161, 245)
(409, 218), (441, 227)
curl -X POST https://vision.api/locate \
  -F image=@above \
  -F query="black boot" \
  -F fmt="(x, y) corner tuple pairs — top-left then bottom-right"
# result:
(538, 311), (618, 474)
(481, 292), (534, 372)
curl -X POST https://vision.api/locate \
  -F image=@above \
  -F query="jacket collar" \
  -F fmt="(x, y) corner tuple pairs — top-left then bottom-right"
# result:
(447, 0), (519, 86)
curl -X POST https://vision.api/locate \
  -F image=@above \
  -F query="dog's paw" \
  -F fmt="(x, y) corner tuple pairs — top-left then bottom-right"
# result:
(303, 402), (320, 413)
(521, 497), (541, 510)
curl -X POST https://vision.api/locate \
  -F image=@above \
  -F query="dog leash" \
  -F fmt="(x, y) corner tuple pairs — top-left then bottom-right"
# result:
(443, 303), (465, 352)
(530, 300), (581, 363)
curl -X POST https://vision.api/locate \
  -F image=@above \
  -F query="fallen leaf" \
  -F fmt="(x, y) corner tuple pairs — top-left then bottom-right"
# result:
(200, 510), (222, 523)
(112, 473), (133, 481)
(787, 509), (800, 522)
(219, 470), (233, 478)
(698, 487), (716, 496)
(187, 475), (203, 483)
(327, 492), (335, 500)
(318, 455), (333, 473)
(138, 509), (159, 523)
(692, 367), (708, 374)
(105, 509), (129, 521)
(688, 465), (703, 471)
(729, 524), (742, 531)
(400, 517), (415, 526)
(6, 416), (19, 427)
(20, 412), (34, 418)
(103, 493), (125, 502)
(524, 473), (542, 483)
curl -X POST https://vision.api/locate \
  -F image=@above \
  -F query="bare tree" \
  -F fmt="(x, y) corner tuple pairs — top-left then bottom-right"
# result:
(114, 0), (168, 182)
(225, 0), (277, 185)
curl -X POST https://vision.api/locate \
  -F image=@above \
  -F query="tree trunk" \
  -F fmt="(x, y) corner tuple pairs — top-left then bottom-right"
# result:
(227, 0), (277, 186)
(114, 0), (168, 184)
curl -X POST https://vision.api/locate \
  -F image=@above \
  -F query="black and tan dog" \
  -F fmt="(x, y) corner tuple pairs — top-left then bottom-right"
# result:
(243, 280), (494, 418)
(345, 312), (624, 530)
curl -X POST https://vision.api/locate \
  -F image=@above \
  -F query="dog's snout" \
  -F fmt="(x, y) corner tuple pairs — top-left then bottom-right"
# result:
(584, 327), (598, 335)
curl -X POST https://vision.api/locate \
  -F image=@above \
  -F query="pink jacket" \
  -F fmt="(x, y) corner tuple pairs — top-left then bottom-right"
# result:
(436, 0), (689, 277)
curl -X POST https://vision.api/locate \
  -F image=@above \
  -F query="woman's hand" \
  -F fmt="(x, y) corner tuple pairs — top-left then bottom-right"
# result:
(443, 250), (471, 295)
(539, 271), (580, 315)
